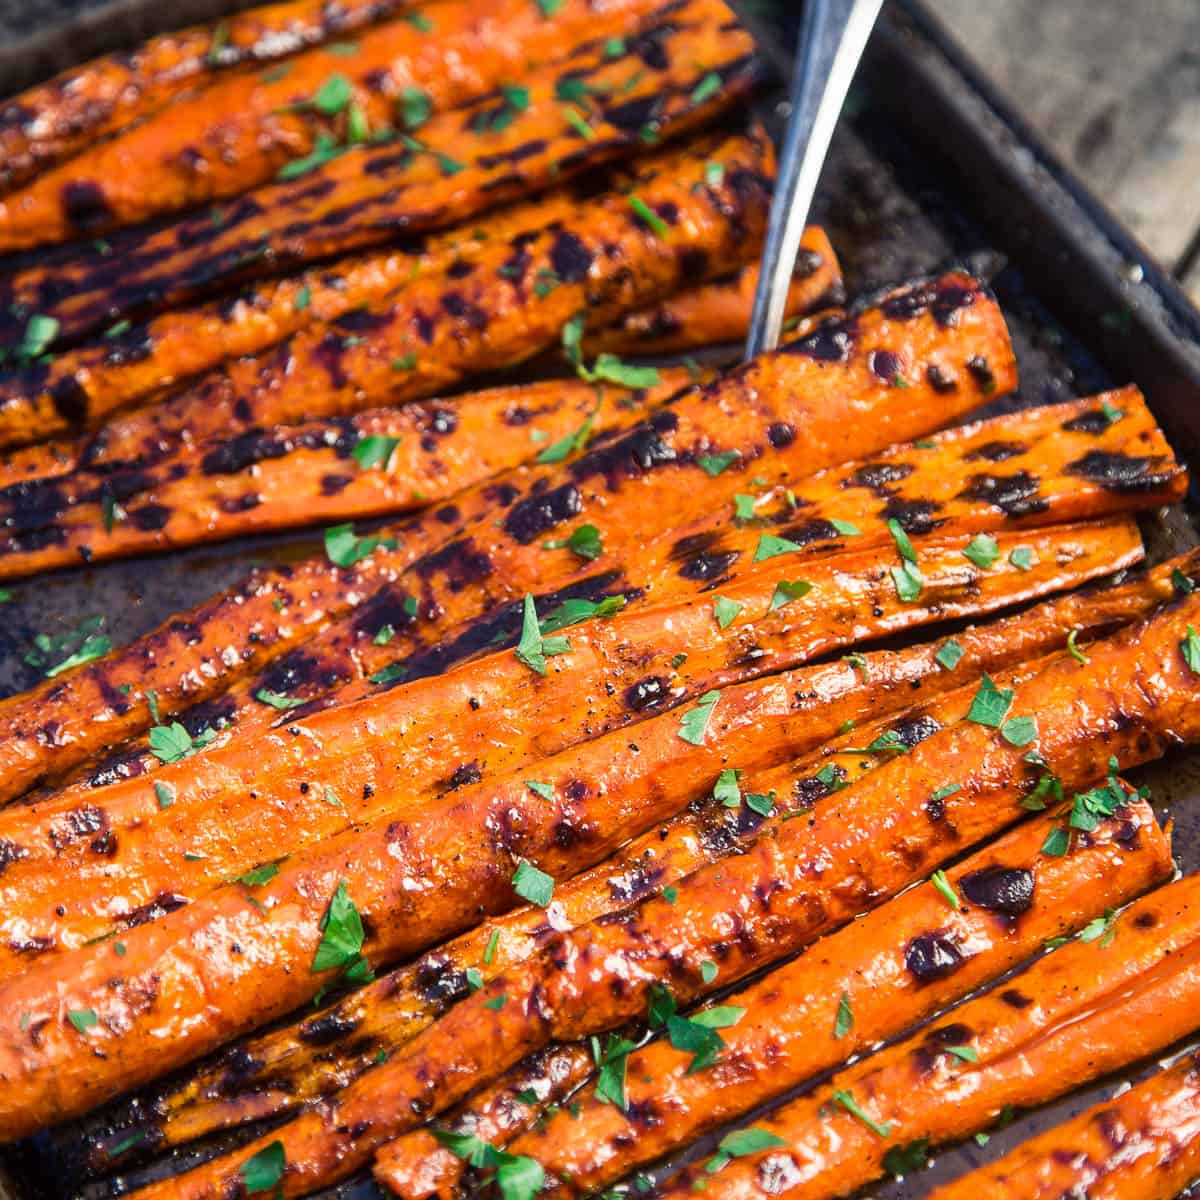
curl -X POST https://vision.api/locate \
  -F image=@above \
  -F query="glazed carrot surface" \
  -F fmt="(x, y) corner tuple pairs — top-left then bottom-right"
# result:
(19, 127), (776, 473)
(0, 0), (417, 191)
(0, 0), (666, 249)
(78, 549), (1198, 1161)
(388, 798), (1171, 1197)
(0, 272), (1007, 806)
(925, 1050), (1200, 1200)
(0, 212), (834, 455)
(663, 869), (1200, 1200)
(0, 1), (760, 343)
(0, 520), (1124, 977)
(103, 591), (1200, 1196)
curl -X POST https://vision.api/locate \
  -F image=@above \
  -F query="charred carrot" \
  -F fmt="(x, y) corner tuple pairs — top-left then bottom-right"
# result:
(925, 1050), (1200, 1200)
(662, 869), (1200, 1200)
(0, 520), (1124, 977)
(0, 522), (1138, 1132)
(582, 242), (843, 357)
(102, 591), (1200, 1196)
(0, 213), (833, 454)
(0, 271), (1010, 806)
(0, 0), (668, 250)
(0, 5), (761, 340)
(378, 1043), (595, 1200)
(66, 548), (1199, 1168)
(390, 797), (1170, 1198)
(0, 0), (419, 192)
(41, 128), (775, 470)
(0, 377), (1171, 594)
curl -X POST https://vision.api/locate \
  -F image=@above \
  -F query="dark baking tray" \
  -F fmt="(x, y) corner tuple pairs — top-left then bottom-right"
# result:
(2, 1), (1200, 1196)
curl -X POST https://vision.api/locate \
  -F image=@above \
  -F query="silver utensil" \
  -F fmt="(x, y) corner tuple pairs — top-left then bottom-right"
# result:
(744, 0), (883, 358)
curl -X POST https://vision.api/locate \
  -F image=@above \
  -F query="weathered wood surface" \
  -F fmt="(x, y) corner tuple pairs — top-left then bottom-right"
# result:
(927, 0), (1200, 300)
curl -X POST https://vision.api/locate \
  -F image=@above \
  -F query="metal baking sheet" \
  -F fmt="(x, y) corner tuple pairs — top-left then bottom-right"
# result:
(1, 1), (1198, 1195)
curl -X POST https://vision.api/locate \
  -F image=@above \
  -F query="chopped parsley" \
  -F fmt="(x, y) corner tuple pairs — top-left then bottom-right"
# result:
(882, 1139), (930, 1178)
(525, 780), (554, 801)
(399, 86), (432, 129)
(713, 596), (742, 629)
(1078, 907), (1119, 947)
(153, 781), (174, 811)
(1009, 545), (1035, 571)
(432, 1130), (545, 1200)
(512, 860), (554, 907)
(934, 639), (964, 671)
(834, 991), (853, 1038)
(543, 523), (602, 561)
(536, 407), (596, 464)
(666, 1004), (744, 1074)
(713, 768), (742, 808)
(829, 518), (862, 537)
(628, 194), (668, 236)
(149, 722), (216, 764)
(312, 74), (353, 115)
(239, 1141), (286, 1194)
(690, 72), (722, 104)
(887, 518), (922, 601)
(1067, 628), (1089, 664)
(353, 434), (401, 470)
(930, 868), (960, 910)
(831, 1088), (892, 1137)
(704, 1127), (786, 1174)
(771, 579), (812, 611)
(696, 451), (739, 477)
(539, 594), (625, 634)
(592, 1032), (637, 1109)
(753, 533), (803, 562)
(678, 690), (720, 746)
(1041, 826), (1071, 857)
(966, 673), (1013, 727)
(1183, 624), (1200, 673)
(255, 688), (306, 710)
(514, 594), (571, 675)
(67, 1008), (98, 1034)
(1001, 715), (1038, 746)
(962, 532), (1000, 569)
(18, 314), (58, 361)
(26, 615), (111, 678)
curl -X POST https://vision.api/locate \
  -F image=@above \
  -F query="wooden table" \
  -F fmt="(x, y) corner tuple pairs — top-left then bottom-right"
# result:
(927, 0), (1200, 303)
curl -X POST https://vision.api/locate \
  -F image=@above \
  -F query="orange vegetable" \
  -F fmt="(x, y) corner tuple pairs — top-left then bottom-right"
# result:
(0, 1), (757, 338)
(925, 1050), (1200, 1200)
(109, 589), (1200, 1196)
(78, 549), (1200, 1166)
(0, 0), (666, 250)
(0, 271), (1010, 807)
(661, 870), (1200, 1200)
(17, 126), (776, 473)
(0, 0), (417, 192)
(384, 797), (1171, 1197)
(0, 520), (1124, 977)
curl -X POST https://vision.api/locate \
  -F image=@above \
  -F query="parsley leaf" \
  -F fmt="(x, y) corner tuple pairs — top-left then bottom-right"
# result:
(148, 722), (216, 764)
(399, 85), (431, 129)
(831, 1088), (892, 1137)
(514, 594), (571, 675)
(667, 1005), (744, 1073)
(753, 533), (803, 562)
(353, 434), (401, 470)
(713, 596), (742, 629)
(512, 860), (554, 907)
(678, 690), (720, 746)
(324, 523), (397, 566)
(587, 354), (660, 389)
(255, 688), (306, 710)
(966, 673), (1013, 727)
(312, 73), (353, 115)
(67, 1008), (98, 1034)
(312, 881), (368, 975)
(1183, 624), (1200, 673)
(543, 523), (602, 561)
(525, 780), (554, 800)
(882, 1139), (929, 1178)
(628, 194), (668, 235)
(536, 408), (596, 464)
(829, 518), (861, 536)
(770, 579), (812, 611)
(834, 991), (853, 1038)
(592, 1032), (637, 1110)
(691, 71), (722, 104)
(1041, 826), (1071, 857)
(1001, 715), (1038, 746)
(238, 1141), (287, 1195)
(697, 451), (739, 477)
(930, 868), (960, 910)
(1009, 545), (1035, 571)
(539, 594), (625, 634)
(713, 768), (742, 808)
(934, 639), (964, 670)
(962, 533), (1000, 568)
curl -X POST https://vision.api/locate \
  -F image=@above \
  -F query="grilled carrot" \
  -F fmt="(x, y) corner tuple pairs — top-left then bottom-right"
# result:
(0, 0), (667, 250)
(378, 1043), (596, 1200)
(0, 271), (1011, 806)
(0, 376), (1171, 595)
(582, 248), (843, 357)
(11, 126), (775, 476)
(0, 520), (1122, 976)
(0, 211), (833, 454)
(0, 5), (760, 341)
(386, 797), (1171, 1198)
(925, 1051), (1200, 1200)
(66, 548), (1198, 1168)
(107, 591), (1200, 1196)
(663, 869), (1200, 1200)
(0, 0), (417, 192)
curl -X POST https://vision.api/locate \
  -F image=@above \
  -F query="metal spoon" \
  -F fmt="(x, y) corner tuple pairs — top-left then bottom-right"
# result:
(744, 0), (883, 359)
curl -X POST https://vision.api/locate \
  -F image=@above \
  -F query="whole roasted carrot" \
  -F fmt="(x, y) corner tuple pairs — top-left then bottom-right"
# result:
(0, 271), (1010, 806)
(0, 0), (418, 192)
(925, 1051), (1200, 1200)
(385, 797), (1171, 1198)
(663, 869), (1200, 1200)
(63, 549), (1197, 1169)
(0, 520), (1123, 975)
(0, 0), (666, 250)
(0, 4), (760, 340)
(0, 377), (1174, 590)
(105, 591), (1200, 1197)
(0, 210), (833, 453)
(44, 128), (776, 470)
